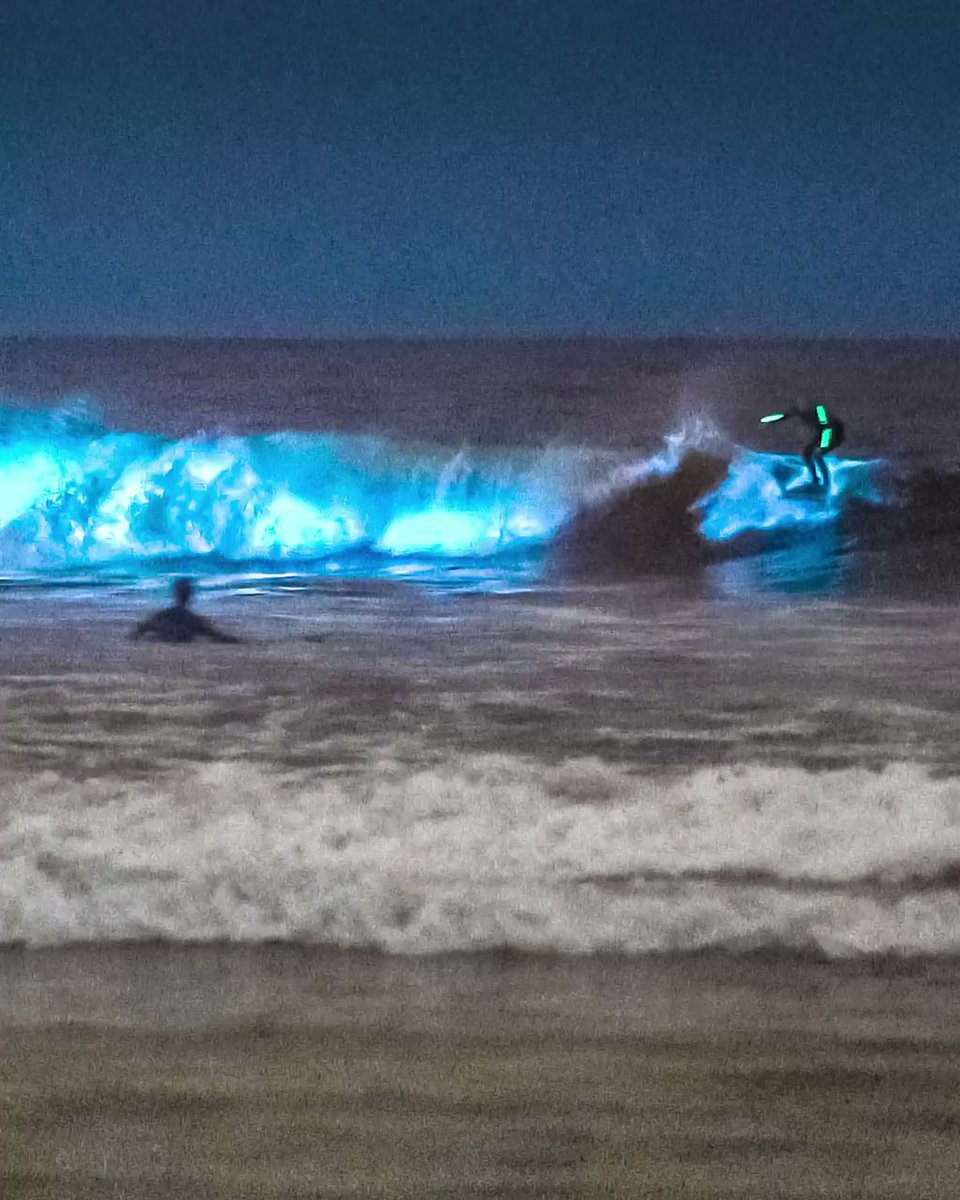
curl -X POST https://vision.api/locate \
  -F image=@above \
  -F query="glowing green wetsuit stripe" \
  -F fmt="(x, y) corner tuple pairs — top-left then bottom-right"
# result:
(816, 404), (833, 449)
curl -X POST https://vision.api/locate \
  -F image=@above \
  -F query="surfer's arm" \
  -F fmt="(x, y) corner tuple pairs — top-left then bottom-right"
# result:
(208, 628), (243, 644)
(759, 408), (799, 425)
(194, 615), (243, 643)
(130, 614), (160, 640)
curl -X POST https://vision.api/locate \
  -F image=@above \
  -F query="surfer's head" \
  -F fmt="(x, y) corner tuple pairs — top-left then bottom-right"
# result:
(172, 577), (194, 607)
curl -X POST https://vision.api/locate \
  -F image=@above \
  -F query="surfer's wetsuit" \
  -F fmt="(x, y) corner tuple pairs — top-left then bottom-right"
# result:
(797, 405), (844, 487)
(131, 578), (241, 644)
(763, 405), (845, 487)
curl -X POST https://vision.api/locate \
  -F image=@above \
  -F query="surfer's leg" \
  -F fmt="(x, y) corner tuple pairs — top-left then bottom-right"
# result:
(802, 442), (820, 484)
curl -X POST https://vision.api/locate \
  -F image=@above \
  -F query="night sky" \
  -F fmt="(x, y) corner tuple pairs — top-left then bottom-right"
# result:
(2, 0), (958, 337)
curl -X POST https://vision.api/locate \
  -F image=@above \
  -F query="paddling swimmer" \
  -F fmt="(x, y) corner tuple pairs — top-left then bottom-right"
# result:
(760, 404), (845, 488)
(131, 577), (242, 644)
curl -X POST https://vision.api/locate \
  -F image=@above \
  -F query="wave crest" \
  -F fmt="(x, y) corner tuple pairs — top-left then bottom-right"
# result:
(0, 400), (893, 581)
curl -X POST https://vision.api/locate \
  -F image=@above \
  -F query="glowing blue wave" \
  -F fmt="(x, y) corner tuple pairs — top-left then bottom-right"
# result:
(0, 403), (887, 580)
(695, 449), (885, 542)
(0, 405), (640, 572)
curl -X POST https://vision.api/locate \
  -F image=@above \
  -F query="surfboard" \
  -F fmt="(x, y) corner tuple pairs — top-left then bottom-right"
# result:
(782, 481), (826, 500)
(753, 449), (834, 500)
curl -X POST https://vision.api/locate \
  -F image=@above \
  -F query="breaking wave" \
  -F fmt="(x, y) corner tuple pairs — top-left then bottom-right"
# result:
(0, 400), (897, 584)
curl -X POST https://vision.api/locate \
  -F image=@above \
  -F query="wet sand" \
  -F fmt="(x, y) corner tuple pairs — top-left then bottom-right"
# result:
(3, 947), (960, 1199)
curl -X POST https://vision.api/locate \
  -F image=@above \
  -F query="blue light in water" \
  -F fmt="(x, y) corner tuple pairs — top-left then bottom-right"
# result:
(376, 503), (557, 556)
(89, 461), (155, 553)
(0, 403), (590, 573)
(1, 401), (892, 584)
(695, 451), (882, 543)
(503, 510), (552, 541)
(0, 449), (63, 527)
(378, 509), (500, 556)
(183, 447), (237, 486)
(247, 492), (364, 557)
(709, 528), (845, 599)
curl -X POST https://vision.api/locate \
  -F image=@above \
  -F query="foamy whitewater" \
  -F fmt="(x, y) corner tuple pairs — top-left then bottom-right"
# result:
(2, 338), (960, 957)
(5, 755), (960, 955)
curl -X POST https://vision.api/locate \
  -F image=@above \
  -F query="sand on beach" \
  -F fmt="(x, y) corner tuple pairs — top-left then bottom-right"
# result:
(3, 946), (960, 1199)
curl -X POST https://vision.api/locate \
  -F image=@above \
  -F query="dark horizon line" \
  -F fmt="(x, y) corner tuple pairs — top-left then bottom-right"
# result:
(2, 330), (960, 347)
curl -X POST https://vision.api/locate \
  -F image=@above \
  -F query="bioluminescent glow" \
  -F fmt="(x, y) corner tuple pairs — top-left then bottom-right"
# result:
(0, 405), (591, 572)
(378, 509), (503, 556)
(0, 402), (888, 580)
(0, 448), (64, 527)
(248, 492), (364, 557)
(708, 527), (846, 599)
(695, 449), (883, 542)
(377, 505), (557, 556)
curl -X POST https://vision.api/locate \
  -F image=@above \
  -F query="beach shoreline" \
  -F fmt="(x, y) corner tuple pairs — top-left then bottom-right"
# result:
(4, 945), (960, 1198)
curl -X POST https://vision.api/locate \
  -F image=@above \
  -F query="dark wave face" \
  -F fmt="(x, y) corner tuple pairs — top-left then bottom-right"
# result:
(0, 401), (897, 589)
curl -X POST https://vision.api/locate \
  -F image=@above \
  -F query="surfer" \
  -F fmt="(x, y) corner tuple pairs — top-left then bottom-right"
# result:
(131, 577), (242, 644)
(760, 404), (845, 488)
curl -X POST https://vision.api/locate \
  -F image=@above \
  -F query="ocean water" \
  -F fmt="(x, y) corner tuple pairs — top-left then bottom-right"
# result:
(2, 336), (960, 956)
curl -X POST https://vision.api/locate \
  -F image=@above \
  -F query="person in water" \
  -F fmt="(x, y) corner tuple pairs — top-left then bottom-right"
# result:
(760, 404), (845, 487)
(131, 577), (242, 644)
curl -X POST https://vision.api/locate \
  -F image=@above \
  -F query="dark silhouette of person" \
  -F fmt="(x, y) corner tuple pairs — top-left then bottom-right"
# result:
(131, 577), (242, 643)
(760, 404), (845, 487)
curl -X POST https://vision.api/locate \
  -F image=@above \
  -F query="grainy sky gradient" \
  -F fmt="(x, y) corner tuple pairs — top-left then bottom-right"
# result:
(2, 0), (958, 337)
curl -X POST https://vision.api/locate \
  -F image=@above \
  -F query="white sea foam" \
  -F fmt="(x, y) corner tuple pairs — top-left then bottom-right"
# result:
(3, 755), (960, 955)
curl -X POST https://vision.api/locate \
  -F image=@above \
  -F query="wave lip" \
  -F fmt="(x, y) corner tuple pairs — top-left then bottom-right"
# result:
(4, 758), (960, 957)
(552, 450), (729, 573)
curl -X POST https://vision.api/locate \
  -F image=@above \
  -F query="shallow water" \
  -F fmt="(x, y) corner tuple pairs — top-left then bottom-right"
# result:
(3, 583), (960, 955)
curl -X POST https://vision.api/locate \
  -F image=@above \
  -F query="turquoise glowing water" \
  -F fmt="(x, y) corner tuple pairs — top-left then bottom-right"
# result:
(0, 403), (885, 583)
